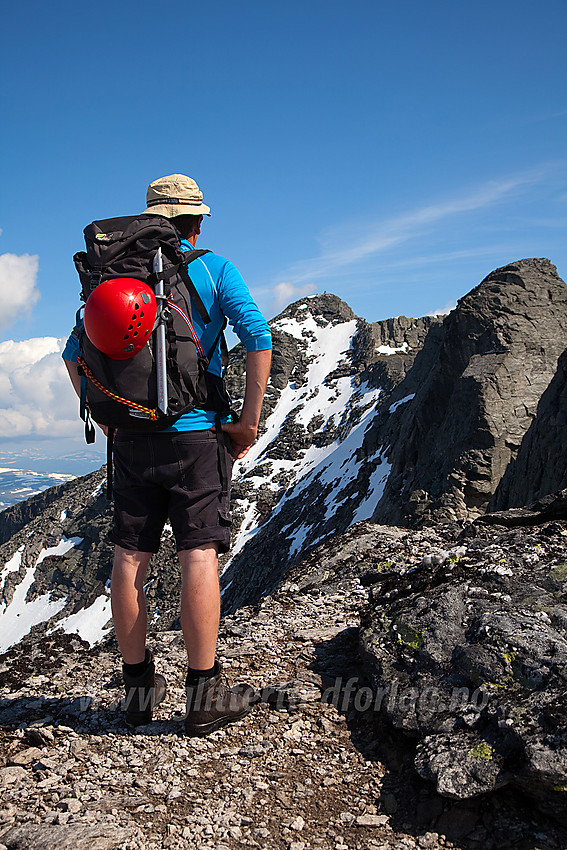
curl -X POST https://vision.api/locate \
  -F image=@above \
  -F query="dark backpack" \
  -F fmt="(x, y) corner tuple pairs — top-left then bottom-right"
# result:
(73, 214), (232, 441)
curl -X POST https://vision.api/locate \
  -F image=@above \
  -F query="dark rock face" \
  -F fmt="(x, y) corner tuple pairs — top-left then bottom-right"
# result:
(492, 345), (567, 509)
(373, 258), (567, 526)
(354, 517), (567, 813)
(480, 488), (567, 527)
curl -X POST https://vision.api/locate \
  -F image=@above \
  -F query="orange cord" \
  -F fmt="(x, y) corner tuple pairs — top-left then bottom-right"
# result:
(78, 357), (159, 421)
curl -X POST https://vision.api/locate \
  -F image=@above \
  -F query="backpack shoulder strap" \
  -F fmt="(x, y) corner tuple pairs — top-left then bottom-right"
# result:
(183, 249), (211, 263)
(177, 249), (212, 325)
(182, 250), (229, 365)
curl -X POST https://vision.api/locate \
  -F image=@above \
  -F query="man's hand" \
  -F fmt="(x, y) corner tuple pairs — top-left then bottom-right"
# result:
(221, 421), (257, 460)
(220, 349), (272, 461)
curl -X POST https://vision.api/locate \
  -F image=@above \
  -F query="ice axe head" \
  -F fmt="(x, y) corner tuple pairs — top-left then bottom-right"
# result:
(84, 278), (157, 360)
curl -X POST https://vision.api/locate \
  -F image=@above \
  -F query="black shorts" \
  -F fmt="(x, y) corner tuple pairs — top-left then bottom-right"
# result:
(109, 429), (233, 554)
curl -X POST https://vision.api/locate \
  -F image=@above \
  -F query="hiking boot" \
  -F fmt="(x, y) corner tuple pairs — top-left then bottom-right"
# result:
(184, 662), (256, 736)
(122, 650), (167, 728)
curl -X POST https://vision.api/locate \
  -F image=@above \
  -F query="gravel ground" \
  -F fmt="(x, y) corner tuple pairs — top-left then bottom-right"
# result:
(1, 522), (566, 850)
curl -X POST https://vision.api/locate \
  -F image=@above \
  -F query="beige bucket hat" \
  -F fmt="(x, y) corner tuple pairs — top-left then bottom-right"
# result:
(142, 174), (211, 217)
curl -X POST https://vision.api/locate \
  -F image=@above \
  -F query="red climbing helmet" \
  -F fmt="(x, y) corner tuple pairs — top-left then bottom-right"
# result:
(84, 278), (157, 360)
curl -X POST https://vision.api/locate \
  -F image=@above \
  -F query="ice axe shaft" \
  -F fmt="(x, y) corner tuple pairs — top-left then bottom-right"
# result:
(153, 248), (168, 415)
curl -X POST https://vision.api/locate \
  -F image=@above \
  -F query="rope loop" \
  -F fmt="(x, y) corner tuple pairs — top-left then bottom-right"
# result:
(78, 357), (159, 421)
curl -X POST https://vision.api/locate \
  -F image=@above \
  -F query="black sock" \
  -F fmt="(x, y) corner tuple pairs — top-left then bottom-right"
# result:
(123, 649), (151, 678)
(186, 659), (219, 686)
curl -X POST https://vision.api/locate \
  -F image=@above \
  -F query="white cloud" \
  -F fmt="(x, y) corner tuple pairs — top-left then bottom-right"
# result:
(279, 169), (545, 286)
(427, 301), (456, 317)
(0, 253), (40, 330)
(373, 246), (514, 272)
(0, 338), (82, 440)
(270, 281), (317, 314)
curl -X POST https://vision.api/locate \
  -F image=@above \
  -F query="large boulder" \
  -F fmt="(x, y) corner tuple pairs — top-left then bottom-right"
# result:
(358, 517), (567, 815)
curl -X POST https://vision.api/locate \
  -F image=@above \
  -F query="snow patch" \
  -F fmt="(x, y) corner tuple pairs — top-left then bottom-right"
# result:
(284, 423), (389, 559)
(270, 313), (328, 341)
(376, 342), (410, 355)
(0, 545), (25, 595)
(224, 499), (261, 571)
(238, 319), (359, 472)
(51, 592), (113, 646)
(0, 537), (84, 653)
(220, 579), (233, 597)
(0, 566), (67, 653)
(389, 393), (416, 413)
(350, 451), (391, 523)
(36, 537), (83, 565)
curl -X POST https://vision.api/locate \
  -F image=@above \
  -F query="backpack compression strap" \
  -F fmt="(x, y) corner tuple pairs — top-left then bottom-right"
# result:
(106, 427), (115, 500)
(154, 248), (230, 366)
(79, 370), (96, 444)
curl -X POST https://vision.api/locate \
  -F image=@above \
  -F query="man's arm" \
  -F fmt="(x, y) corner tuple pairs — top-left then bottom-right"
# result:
(221, 348), (272, 460)
(64, 358), (82, 397)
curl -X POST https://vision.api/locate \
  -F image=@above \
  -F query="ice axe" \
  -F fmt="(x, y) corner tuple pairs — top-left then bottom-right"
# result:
(153, 247), (168, 415)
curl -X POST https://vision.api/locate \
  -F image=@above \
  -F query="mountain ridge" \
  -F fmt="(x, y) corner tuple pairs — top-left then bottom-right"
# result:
(3, 258), (567, 626)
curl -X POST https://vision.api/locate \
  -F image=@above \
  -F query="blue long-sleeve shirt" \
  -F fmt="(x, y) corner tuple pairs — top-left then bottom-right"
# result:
(63, 240), (272, 431)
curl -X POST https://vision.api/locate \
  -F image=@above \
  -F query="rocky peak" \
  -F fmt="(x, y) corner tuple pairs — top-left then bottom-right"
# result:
(272, 293), (356, 326)
(372, 258), (567, 527)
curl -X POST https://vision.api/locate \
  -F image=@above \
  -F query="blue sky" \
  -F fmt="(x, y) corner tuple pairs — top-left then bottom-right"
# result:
(0, 0), (566, 465)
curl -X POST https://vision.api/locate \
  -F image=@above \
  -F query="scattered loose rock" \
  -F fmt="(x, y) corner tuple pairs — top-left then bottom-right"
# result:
(1, 518), (567, 849)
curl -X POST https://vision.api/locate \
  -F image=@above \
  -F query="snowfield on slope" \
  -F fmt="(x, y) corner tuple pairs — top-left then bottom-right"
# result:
(224, 309), (387, 570)
(0, 537), (83, 653)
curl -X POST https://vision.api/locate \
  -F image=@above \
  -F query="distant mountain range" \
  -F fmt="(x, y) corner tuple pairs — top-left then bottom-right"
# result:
(0, 467), (76, 510)
(0, 448), (105, 510)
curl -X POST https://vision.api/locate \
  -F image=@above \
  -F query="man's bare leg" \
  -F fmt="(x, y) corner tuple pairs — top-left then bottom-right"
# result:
(179, 544), (220, 669)
(111, 545), (152, 664)
(181, 543), (255, 735)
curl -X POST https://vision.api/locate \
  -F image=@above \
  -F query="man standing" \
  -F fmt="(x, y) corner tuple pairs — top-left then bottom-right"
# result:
(63, 174), (272, 734)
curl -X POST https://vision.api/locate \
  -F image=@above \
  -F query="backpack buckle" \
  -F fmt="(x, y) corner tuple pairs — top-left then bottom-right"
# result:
(90, 269), (103, 291)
